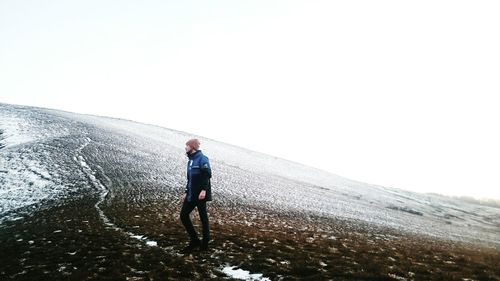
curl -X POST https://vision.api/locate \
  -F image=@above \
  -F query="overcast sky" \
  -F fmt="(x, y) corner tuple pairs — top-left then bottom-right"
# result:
(1, 1), (499, 199)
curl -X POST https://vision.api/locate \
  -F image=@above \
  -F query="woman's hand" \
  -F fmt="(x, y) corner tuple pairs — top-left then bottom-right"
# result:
(198, 190), (206, 200)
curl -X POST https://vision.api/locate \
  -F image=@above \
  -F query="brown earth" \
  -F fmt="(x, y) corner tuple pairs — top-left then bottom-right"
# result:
(0, 189), (498, 281)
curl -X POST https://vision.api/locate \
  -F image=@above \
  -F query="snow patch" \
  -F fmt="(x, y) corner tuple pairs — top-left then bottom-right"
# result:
(127, 232), (158, 247)
(146, 241), (158, 247)
(221, 265), (271, 281)
(0, 152), (62, 223)
(0, 116), (35, 148)
(0, 105), (74, 223)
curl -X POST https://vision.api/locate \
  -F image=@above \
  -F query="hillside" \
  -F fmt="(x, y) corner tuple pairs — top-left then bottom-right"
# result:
(1, 103), (498, 280)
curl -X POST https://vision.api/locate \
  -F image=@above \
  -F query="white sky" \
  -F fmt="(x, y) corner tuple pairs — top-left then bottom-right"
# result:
(1, 1), (499, 199)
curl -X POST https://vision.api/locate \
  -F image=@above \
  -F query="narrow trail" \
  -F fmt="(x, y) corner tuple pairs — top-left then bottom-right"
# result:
(73, 137), (270, 280)
(74, 137), (160, 248)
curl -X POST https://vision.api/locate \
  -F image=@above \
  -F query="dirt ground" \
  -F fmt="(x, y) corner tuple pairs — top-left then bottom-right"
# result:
(1, 191), (498, 281)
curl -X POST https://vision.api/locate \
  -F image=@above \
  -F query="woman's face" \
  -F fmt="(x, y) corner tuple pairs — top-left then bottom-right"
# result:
(185, 144), (193, 153)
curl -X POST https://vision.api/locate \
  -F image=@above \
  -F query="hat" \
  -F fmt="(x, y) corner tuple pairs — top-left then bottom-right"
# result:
(186, 138), (200, 150)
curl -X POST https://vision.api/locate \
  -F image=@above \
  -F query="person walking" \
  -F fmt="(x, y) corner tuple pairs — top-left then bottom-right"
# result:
(180, 138), (212, 252)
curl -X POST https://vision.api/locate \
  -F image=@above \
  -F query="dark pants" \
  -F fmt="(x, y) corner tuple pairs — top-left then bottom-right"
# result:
(180, 200), (210, 243)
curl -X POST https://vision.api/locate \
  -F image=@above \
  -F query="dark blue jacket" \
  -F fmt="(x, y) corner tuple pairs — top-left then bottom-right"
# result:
(185, 150), (212, 202)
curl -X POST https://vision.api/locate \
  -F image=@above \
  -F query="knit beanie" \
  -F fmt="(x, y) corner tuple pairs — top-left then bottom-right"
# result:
(186, 138), (200, 150)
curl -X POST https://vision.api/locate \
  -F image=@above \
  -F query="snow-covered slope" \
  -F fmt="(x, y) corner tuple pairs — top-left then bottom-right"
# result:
(1, 103), (499, 247)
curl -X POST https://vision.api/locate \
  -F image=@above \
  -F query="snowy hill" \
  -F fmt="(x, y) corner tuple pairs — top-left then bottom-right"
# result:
(1, 103), (498, 280)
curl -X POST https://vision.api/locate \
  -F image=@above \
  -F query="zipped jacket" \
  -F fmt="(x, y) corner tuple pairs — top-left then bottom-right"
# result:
(185, 150), (212, 202)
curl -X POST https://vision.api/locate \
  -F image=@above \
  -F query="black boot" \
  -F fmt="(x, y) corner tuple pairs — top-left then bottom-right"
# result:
(200, 239), (209, 251)
(181, 238), (201, 253)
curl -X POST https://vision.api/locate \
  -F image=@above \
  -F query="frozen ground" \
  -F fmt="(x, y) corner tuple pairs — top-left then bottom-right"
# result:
(0, 103), (499, 280)
(2, 103), (498, 246)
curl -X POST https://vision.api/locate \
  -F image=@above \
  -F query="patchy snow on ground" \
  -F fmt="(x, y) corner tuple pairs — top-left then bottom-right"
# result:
(0, 140), (62, 223)
(0, 104), (73, 223)
(221, 265), (271, 281)
(1, 103), (499, 247)
(0, 112), (35, 148)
